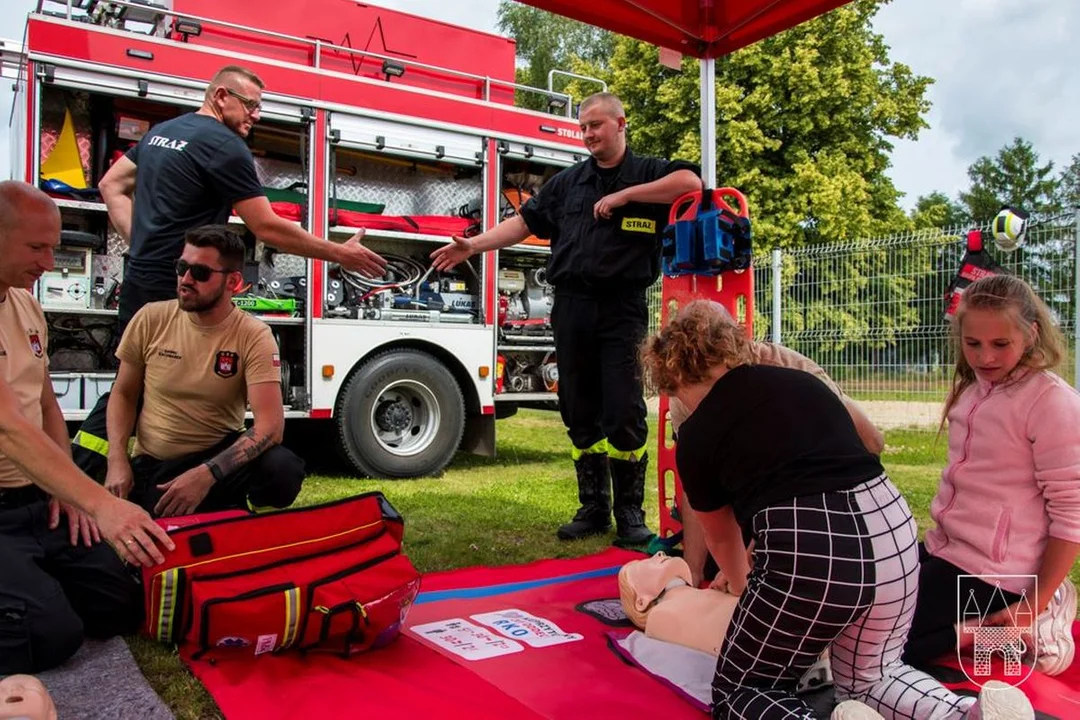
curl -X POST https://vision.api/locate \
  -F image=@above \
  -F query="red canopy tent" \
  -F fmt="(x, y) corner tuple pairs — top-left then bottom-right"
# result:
(514, 0), (851, 184)
(515, 0), (850, 59)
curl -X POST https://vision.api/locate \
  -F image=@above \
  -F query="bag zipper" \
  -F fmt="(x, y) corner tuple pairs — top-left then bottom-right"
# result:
(179, 527), (390, 640)
(297, 549), (400, 648)
(937, 386), (991, 548)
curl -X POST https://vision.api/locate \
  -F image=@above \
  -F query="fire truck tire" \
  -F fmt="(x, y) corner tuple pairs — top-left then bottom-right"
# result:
(336, 349), (466, 478)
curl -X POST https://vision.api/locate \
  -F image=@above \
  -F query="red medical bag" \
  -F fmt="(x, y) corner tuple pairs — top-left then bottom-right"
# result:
(142, 492), (420, 659)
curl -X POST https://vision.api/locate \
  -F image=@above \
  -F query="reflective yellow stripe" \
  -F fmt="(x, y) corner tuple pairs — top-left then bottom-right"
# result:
(571, 438), (609, 461)
(608, 443), (649, 462)
(282, 587), (301, 648)
(156, 568), (180, 643)
(246, 498), (277, 514)
(72, 430), (109, 457)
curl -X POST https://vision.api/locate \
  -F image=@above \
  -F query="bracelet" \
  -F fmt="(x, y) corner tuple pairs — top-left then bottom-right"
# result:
(204, 461), (225, 483)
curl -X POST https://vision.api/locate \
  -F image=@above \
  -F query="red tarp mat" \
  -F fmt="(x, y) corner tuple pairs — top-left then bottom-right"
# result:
(922, 626), (1080, 720)
(181, 548), (704, 719)
(181, 548), (1080, 719)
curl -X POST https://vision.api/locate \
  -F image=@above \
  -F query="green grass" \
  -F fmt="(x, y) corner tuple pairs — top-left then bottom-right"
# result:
(848, 391), (947, 402)
(126, 411), (1071, 719)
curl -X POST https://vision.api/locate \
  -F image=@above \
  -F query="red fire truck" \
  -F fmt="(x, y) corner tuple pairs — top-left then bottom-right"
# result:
(4, 0), (595, 478)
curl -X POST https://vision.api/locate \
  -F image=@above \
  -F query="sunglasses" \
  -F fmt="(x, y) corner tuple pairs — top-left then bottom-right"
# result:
(175, 259), (234, 283)
(225, 87), (262, 114)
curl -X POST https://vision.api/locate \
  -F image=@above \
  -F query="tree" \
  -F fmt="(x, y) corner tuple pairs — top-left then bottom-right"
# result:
(571, 0), (931, 249)
(958, 137), (1060, 223)
(910, 191), (969, 230)
(498, 1), (937, 366)
(1056, 153), (1080, 210)
(496, 4), (614, 111)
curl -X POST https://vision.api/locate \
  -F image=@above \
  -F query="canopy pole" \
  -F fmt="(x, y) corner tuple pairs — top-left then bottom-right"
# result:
(699, 56), (716, 188)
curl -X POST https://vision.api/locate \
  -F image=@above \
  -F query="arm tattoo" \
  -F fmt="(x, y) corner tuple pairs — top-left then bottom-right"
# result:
(206, 427), (275, 479)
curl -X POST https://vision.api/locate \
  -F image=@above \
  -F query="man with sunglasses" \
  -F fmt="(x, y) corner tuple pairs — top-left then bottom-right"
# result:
(72, 64), (386, 477)
(104, 225), (305, 518)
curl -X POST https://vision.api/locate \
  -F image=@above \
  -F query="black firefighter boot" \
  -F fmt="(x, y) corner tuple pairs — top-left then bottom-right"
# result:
(610, 453), (654, 548)
(556, 453), (612, 540)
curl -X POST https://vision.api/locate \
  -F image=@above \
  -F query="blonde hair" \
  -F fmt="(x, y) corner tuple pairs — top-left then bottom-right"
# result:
(617, 563), (651, 629)
(942, 274), (1065, 425)
(641, 300), (753, 394)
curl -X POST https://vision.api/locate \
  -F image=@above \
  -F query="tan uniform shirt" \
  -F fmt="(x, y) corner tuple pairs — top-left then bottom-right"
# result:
(0, 289), (48, 489)
(117, 301), (280, 460)
(668, 341), (842, 433)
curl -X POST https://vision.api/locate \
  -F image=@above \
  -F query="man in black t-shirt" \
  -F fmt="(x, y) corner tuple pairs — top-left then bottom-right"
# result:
(431, 92), (700, 547)
(72, 65), (387, 476)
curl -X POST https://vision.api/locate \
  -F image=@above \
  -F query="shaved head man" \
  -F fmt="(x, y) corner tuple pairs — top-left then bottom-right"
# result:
(432, 92), (702, 545)
(0, 181), (173, 675)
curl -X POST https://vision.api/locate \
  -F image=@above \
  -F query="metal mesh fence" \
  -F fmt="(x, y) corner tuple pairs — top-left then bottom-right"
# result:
(753, 212), (1079, 401)
(646, 211), (1079, 405)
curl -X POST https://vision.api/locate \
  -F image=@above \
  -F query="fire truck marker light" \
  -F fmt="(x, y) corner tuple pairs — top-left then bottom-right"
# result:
(322, 365), (334, 379)
(478, 366), (490, 379)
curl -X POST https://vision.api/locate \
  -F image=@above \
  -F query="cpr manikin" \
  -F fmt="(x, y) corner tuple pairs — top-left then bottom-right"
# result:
(0, 675), (57, 720)
(618, 551), (737, 656)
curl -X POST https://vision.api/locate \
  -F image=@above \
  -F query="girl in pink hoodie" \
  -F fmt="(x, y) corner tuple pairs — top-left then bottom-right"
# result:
(903, 274), (1080, 677)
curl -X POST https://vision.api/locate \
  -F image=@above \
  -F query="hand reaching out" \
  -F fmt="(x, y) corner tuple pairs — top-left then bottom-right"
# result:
(336, 230), (388, 277)
(430, 235), (475, 271)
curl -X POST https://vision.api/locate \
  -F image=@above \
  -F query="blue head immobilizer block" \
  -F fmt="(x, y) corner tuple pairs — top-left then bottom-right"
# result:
(661, 199), (750, 277)
(663, 217), (698, 274)
(698, 207), (735, 270)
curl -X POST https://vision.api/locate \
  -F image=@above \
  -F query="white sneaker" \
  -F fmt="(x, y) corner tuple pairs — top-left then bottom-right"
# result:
(1030, 579), (1076, 676)
(830, 700), (884, 719)
(965, 680), (1034, 720)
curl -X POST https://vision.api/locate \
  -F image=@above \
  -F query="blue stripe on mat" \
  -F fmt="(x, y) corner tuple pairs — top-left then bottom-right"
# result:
(414, 565), (621, 605)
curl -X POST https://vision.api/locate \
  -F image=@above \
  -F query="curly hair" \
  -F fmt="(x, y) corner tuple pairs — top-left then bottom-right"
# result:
(641, 300), (753, 394)
(942, 274), (1065, 426)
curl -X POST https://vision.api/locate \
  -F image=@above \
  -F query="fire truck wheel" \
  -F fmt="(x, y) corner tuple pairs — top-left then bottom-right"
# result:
(336, 349), (466, 478)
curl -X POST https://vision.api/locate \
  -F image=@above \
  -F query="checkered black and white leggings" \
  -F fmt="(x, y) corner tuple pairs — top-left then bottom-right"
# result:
(712, 475), (976, 719)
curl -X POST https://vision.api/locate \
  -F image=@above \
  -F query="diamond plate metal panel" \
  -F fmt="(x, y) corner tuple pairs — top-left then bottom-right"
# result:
(254, 156), (308, 192)
(258, 243), (308, 278)
(106, 228), (127, 259)
(330, 155), (482, 216)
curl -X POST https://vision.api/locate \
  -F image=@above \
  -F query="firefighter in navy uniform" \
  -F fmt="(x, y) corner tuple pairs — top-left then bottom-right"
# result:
(431, 92), (700, 546)
(70, 64), (385, 477)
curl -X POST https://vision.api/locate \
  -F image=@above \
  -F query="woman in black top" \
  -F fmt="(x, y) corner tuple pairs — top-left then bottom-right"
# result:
(642, 301), (1030, 720)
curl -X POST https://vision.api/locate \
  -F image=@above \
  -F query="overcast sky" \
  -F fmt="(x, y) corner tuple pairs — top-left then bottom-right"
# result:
(2, 0), (1076, 211)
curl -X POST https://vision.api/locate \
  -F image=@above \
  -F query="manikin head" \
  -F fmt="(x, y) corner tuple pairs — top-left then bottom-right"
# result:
(0, 675), (57, 720)
(617, 552), (694, 628)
